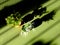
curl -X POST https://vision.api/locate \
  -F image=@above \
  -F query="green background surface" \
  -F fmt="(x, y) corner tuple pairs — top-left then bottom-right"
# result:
(0, 0), (60, 45)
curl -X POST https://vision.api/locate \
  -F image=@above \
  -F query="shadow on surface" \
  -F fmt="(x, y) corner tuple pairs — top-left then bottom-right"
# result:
(0, 0), (49, 28)
(32, 40), (44, 45)
(41, 10), (56, 21)
(31, 18), (42, 28)
(21, 7), (47, 25)
(0, 18), (7, 28)
(22, 14), (34, 24)
(31, 10), (55, 28)
(32, 7), (47, 16)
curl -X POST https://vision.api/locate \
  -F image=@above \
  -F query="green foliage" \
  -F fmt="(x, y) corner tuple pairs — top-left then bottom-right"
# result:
(5, 12), (22, 26)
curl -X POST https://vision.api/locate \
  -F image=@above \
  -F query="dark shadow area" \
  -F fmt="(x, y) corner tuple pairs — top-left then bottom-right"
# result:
(0, 18), (7, 28)
(20, 10), (56, 31)
(21, 1), (60, 26)
(0, 0), (49, 17)
(20, 0), (59, 26)
(31, 18), (42, 28)
(32, 40), (44, 45)
(2, 34), (19, 45)
(0, 26), (14, 35)
(0, 0), (9, 5)
(11, 0), (49, 15)
(21, 7), (47, 25)
(30, 10), (55, 28)
(41, 10), (56, 21)
(21, 14), (34, 25)
(32, 7), (47, 17)
(0, 0), (49, 28)
(25, 20), (60, 45)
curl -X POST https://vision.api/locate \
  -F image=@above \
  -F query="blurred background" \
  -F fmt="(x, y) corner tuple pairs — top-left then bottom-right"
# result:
(0, 0), (60, 45)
